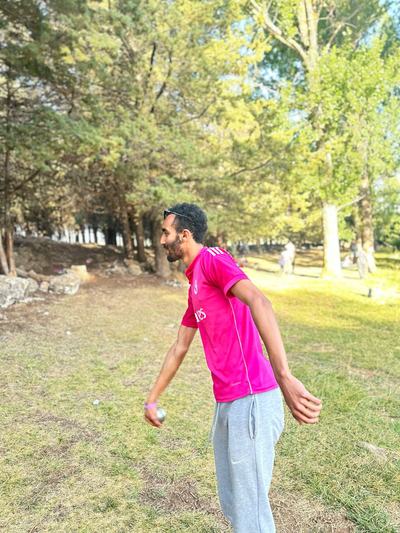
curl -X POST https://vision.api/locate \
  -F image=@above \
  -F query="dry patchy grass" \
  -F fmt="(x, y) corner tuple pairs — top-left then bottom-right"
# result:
(0, 253), (399, 532)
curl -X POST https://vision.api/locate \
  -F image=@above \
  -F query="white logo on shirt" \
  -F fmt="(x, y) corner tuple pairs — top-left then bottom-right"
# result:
(194, 279), (198, 295)
(194, 308), (206, 322)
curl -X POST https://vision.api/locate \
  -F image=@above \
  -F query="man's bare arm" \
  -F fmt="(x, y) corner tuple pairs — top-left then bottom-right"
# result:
(230, 279), (322, 425)
(145, 325), (197, 428)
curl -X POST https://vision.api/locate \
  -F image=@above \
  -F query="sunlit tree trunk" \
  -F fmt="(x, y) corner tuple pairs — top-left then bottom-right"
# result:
(321, 203), (342, 279)
(63, 224), (70, 243)
(0, 226), (9, 275)
(359, 170), (376, 271)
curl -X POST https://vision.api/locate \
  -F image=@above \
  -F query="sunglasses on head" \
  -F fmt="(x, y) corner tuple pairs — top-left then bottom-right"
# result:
(164, 209), (195, 226)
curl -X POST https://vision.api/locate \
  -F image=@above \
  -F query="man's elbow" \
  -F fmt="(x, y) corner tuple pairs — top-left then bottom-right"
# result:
(174, 342), (189, 361)
(250, 292), (272, 310)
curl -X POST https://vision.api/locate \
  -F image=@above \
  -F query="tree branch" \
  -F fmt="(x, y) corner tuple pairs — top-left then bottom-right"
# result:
(249, 0), (308, 63)
(9, 169), (41, 197)
(226, 158), (273, 179)
(325, 0), (369, 50)
(337, 195), (366, 212)
(175, 102), (213, 126)
(150, 51), (172, 114)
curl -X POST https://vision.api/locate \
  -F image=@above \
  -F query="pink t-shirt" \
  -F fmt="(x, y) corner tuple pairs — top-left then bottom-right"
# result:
(181, 247), (278, 402)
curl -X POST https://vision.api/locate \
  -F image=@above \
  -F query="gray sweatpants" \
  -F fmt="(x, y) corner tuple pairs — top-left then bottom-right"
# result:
(210, 388), (284, 533)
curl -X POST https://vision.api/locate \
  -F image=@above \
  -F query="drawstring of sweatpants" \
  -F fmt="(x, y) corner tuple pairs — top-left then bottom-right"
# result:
(205, 402), (220, 453)
(206, 395), (257, 453)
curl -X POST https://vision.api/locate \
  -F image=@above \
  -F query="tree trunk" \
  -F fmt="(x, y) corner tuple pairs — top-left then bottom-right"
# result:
(4, 147), (16, 276)
(117, 187), (135, 259)
(359, 171), (376, 272)
(93, 226), (98, 244)
(80, 225), (86, 243)
(63, 224), (70, 243)
(4, 226), (16, 275)
(75, 229), (79, 243)
(131, 211), (146, 263)
(16, 268), (51, 282)
(104, 227), (117, 245)
(321, 203), (342, 279)
(0, 227), (9, 275)
(152, 218), (170, 279)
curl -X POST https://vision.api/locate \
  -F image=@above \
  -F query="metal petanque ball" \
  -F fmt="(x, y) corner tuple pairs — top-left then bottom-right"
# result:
(157, 407), (166, 423)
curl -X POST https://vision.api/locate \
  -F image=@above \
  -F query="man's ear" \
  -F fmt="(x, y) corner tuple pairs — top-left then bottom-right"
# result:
(181, 229), (191, 241)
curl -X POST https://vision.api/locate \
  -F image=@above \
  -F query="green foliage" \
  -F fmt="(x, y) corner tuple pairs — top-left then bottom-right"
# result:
(0, 0), (399, 248)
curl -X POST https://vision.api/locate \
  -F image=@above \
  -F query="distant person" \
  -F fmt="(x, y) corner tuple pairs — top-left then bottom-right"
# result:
(341, 255), (353, 268)
(284, 241), (296, 274)
(350, 239), (357, 262)
(145, 203), (322, 533)
(278, 254), (284, 273)
(280, 249), (293, 275)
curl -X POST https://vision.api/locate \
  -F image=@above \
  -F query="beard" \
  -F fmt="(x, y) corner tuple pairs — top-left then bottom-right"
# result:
(164, 235), (184, 262)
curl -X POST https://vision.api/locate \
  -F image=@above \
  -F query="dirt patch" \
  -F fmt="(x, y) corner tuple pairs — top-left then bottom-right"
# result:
(10, 411), (100, 441)
(137, 463), (355, 533)
(137, 464), (230, 528)
(270, 491), (355, 533)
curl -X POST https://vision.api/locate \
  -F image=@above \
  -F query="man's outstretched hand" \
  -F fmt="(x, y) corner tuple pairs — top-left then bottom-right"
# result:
(279, 374), (322, 424)
(144, 406), (163, 428)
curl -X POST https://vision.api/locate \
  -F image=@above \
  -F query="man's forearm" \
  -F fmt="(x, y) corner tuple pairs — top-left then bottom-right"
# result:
(249, 296), (291, 383)
(146, 342), (187, 404)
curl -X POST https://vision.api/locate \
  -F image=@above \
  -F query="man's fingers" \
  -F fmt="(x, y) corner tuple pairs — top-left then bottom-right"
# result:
(305, 392), (322, 405)
(300, 398), (322, 412)
(294, 411), (319, 424)
(293, 403), (320, 422)
(144, 416), (162, 428)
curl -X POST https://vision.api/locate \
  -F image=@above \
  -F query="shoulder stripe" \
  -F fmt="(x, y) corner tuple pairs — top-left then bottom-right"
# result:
(207, 247), (226, 257)
(211, 247), (222, 255)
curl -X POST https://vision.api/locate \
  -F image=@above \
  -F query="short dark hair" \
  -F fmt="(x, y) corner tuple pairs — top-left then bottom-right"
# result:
(164, 203), (207, 244)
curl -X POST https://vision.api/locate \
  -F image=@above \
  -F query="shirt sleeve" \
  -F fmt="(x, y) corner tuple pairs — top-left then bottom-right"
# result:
(181, 287), (198, 328)
(206, 249), (249, 299)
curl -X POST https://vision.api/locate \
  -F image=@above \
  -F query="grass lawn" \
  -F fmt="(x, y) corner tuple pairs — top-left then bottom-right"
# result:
(0, 251), (399, 533)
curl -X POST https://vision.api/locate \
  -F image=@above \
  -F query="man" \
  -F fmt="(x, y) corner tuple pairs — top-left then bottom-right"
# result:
(144, 203), (322, 533)
(284, 240), (296, 274)
(350, 239), (357, 262)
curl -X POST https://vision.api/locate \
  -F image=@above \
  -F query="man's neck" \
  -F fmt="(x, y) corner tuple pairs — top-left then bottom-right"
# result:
(183, 243), (203, 267)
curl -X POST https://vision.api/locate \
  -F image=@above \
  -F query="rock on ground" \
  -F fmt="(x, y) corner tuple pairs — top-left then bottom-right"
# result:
(68, 265), (89, 282)
(127, 264), (142, 276)
(49, 273), (80, 295)
(27, 278), (39, 293)
(39, 281), (50, 293)
(0, 276), (30, 308)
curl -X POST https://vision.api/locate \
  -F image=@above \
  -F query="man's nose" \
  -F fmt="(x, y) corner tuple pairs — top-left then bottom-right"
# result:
(160, 235), (165, 245)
